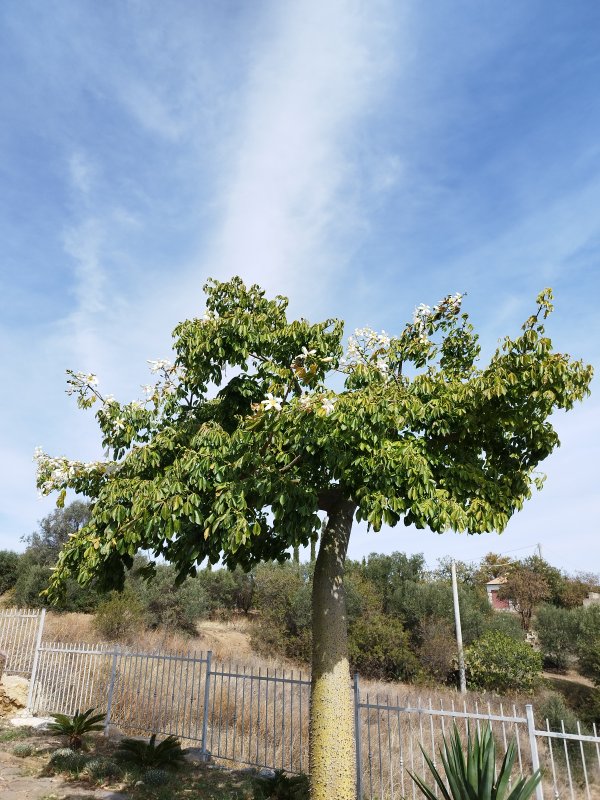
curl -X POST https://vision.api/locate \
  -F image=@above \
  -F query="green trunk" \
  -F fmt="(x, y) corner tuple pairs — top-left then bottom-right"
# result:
(310, 498), (356, 800)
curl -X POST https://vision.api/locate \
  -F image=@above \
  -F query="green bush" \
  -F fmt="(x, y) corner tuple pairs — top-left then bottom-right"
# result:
(578, 606), (600, 686)
(251, 563), (312, 663)
(0, 550), (20, 596)
(349, 613), (422, 682)
(127, 563), (208, 634)
(535, 604), (580, 670)
(465, 631), (542, 694)
(85, 757), (122, 780)
(481, 610), (525, 641)
(536, 692), (579, 732)
(389, 580), (493, 645)
(93, 590), (146, 641)
(115, 733), (186, 769)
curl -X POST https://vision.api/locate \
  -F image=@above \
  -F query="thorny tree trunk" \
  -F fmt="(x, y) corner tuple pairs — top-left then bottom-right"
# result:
(310, 497), (357, 800)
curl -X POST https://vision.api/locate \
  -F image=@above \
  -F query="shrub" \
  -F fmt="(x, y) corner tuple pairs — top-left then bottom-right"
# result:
(115, 734), (186, 769)
(349, 613), (422, 682)
(417, 618), (457, 682)
(85, 756), (122, 780)
(578, 606), (600, 686)
(48, 708), (105, 750)
(535, 604), (580, 670)
(127, 563), (208, 634)
(49, 747), (87, 772)
(536, 692), (579, 732)
(481, 610), (525, 641)
(13, 742), (33, 757)
(251, 563), (312, 663)
(0, 550), (20, 595)
(465, 631), (542, 694)
(389, 580), (493, 645)
(410, 723), (541, 800)
(93, 590), (146, 641)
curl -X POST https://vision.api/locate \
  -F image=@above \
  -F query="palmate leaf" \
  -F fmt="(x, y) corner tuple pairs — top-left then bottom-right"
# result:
(115, 733), (186, 768)
(410, 724), (542, 800)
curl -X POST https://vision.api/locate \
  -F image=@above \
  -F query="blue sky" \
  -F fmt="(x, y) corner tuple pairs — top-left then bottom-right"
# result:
(1, 1), (598, 573)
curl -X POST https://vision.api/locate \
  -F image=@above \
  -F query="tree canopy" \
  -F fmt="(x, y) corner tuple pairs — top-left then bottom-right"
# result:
(37, 280), (591, 596)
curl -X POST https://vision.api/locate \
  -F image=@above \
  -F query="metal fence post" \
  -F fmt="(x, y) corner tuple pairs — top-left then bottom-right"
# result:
(200, 650), (213, 757)
(104, 647), (119, 736)
(525, 703), (544, 800)
(354, 672), (363, 800)
(25, 608), (46, 713)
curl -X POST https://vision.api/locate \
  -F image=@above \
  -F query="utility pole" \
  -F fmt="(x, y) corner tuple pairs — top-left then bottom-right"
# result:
(451, 559), (467, 694)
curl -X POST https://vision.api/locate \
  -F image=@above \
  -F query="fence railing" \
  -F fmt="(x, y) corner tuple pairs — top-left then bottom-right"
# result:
(0, 607), (45, 676)
(1, 608), (599, 799)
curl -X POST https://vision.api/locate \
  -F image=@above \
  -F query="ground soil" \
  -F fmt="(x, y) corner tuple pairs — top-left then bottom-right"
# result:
(0, 724), (128, 800)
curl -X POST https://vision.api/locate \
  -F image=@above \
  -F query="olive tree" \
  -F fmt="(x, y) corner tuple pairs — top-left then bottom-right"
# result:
(36, 279), (592, 800)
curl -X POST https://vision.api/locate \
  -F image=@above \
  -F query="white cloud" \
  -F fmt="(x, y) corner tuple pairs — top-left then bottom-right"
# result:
(201, 0), (401, 302)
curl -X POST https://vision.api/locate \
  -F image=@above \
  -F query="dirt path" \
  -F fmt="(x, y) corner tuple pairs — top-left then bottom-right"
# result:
(543, 669), (595, 688)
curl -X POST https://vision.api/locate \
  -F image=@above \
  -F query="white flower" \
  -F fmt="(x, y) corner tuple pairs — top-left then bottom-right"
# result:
(103, 394), (116, 405)
(413, 303), (432, 325)
(114, 417), (126, 431)
(87, 374), (98, 386)
(376, 359), (389, 374)
(147, 359), (172, 373)
(299, 394), (312, 409)
(321, 397), (336, 416)
(296, 346), (317, 361)
(142, 384), (154, 397)
(261, 393), (283, 412)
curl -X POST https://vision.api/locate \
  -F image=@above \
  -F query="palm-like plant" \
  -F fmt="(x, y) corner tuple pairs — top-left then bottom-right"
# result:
(410, 723), (542, 800)
(48, 708), (105, 750)
(115, 733), (187, 769)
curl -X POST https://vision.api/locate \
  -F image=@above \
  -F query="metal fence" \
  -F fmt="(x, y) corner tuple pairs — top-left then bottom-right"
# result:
(27, 643), (311, 773)
(1, 608), (599, 799)
(0, 608), (45, 676)
(355, 684), (600, 800)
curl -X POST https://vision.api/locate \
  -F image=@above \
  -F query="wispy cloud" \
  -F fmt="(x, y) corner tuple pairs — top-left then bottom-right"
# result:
(202, 0), (401, 302)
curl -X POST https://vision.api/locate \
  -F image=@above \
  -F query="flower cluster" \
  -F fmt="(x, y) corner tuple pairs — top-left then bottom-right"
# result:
(34, 448), (115, 496)
(346, 327), (391, 358)
(343, 327), (392, 375)
(147, 359), (173, 373)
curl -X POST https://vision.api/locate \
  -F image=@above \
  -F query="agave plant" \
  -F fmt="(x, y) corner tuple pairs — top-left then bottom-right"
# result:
(48, 708), (105, 750)
(115, 733), (187, 769)
(410, 723), (542, 800)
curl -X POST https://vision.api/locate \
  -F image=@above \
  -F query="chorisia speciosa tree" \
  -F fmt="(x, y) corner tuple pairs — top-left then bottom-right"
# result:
(37, 278), (592, 800)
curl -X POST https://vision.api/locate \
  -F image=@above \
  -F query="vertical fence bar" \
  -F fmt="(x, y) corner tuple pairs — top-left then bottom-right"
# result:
(200, 650), (212, 756)
(354, 672), (362, 800)
(25, 608), (46, 712)
(104, 647), (119, 736)
(525, 704), (544, 800)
